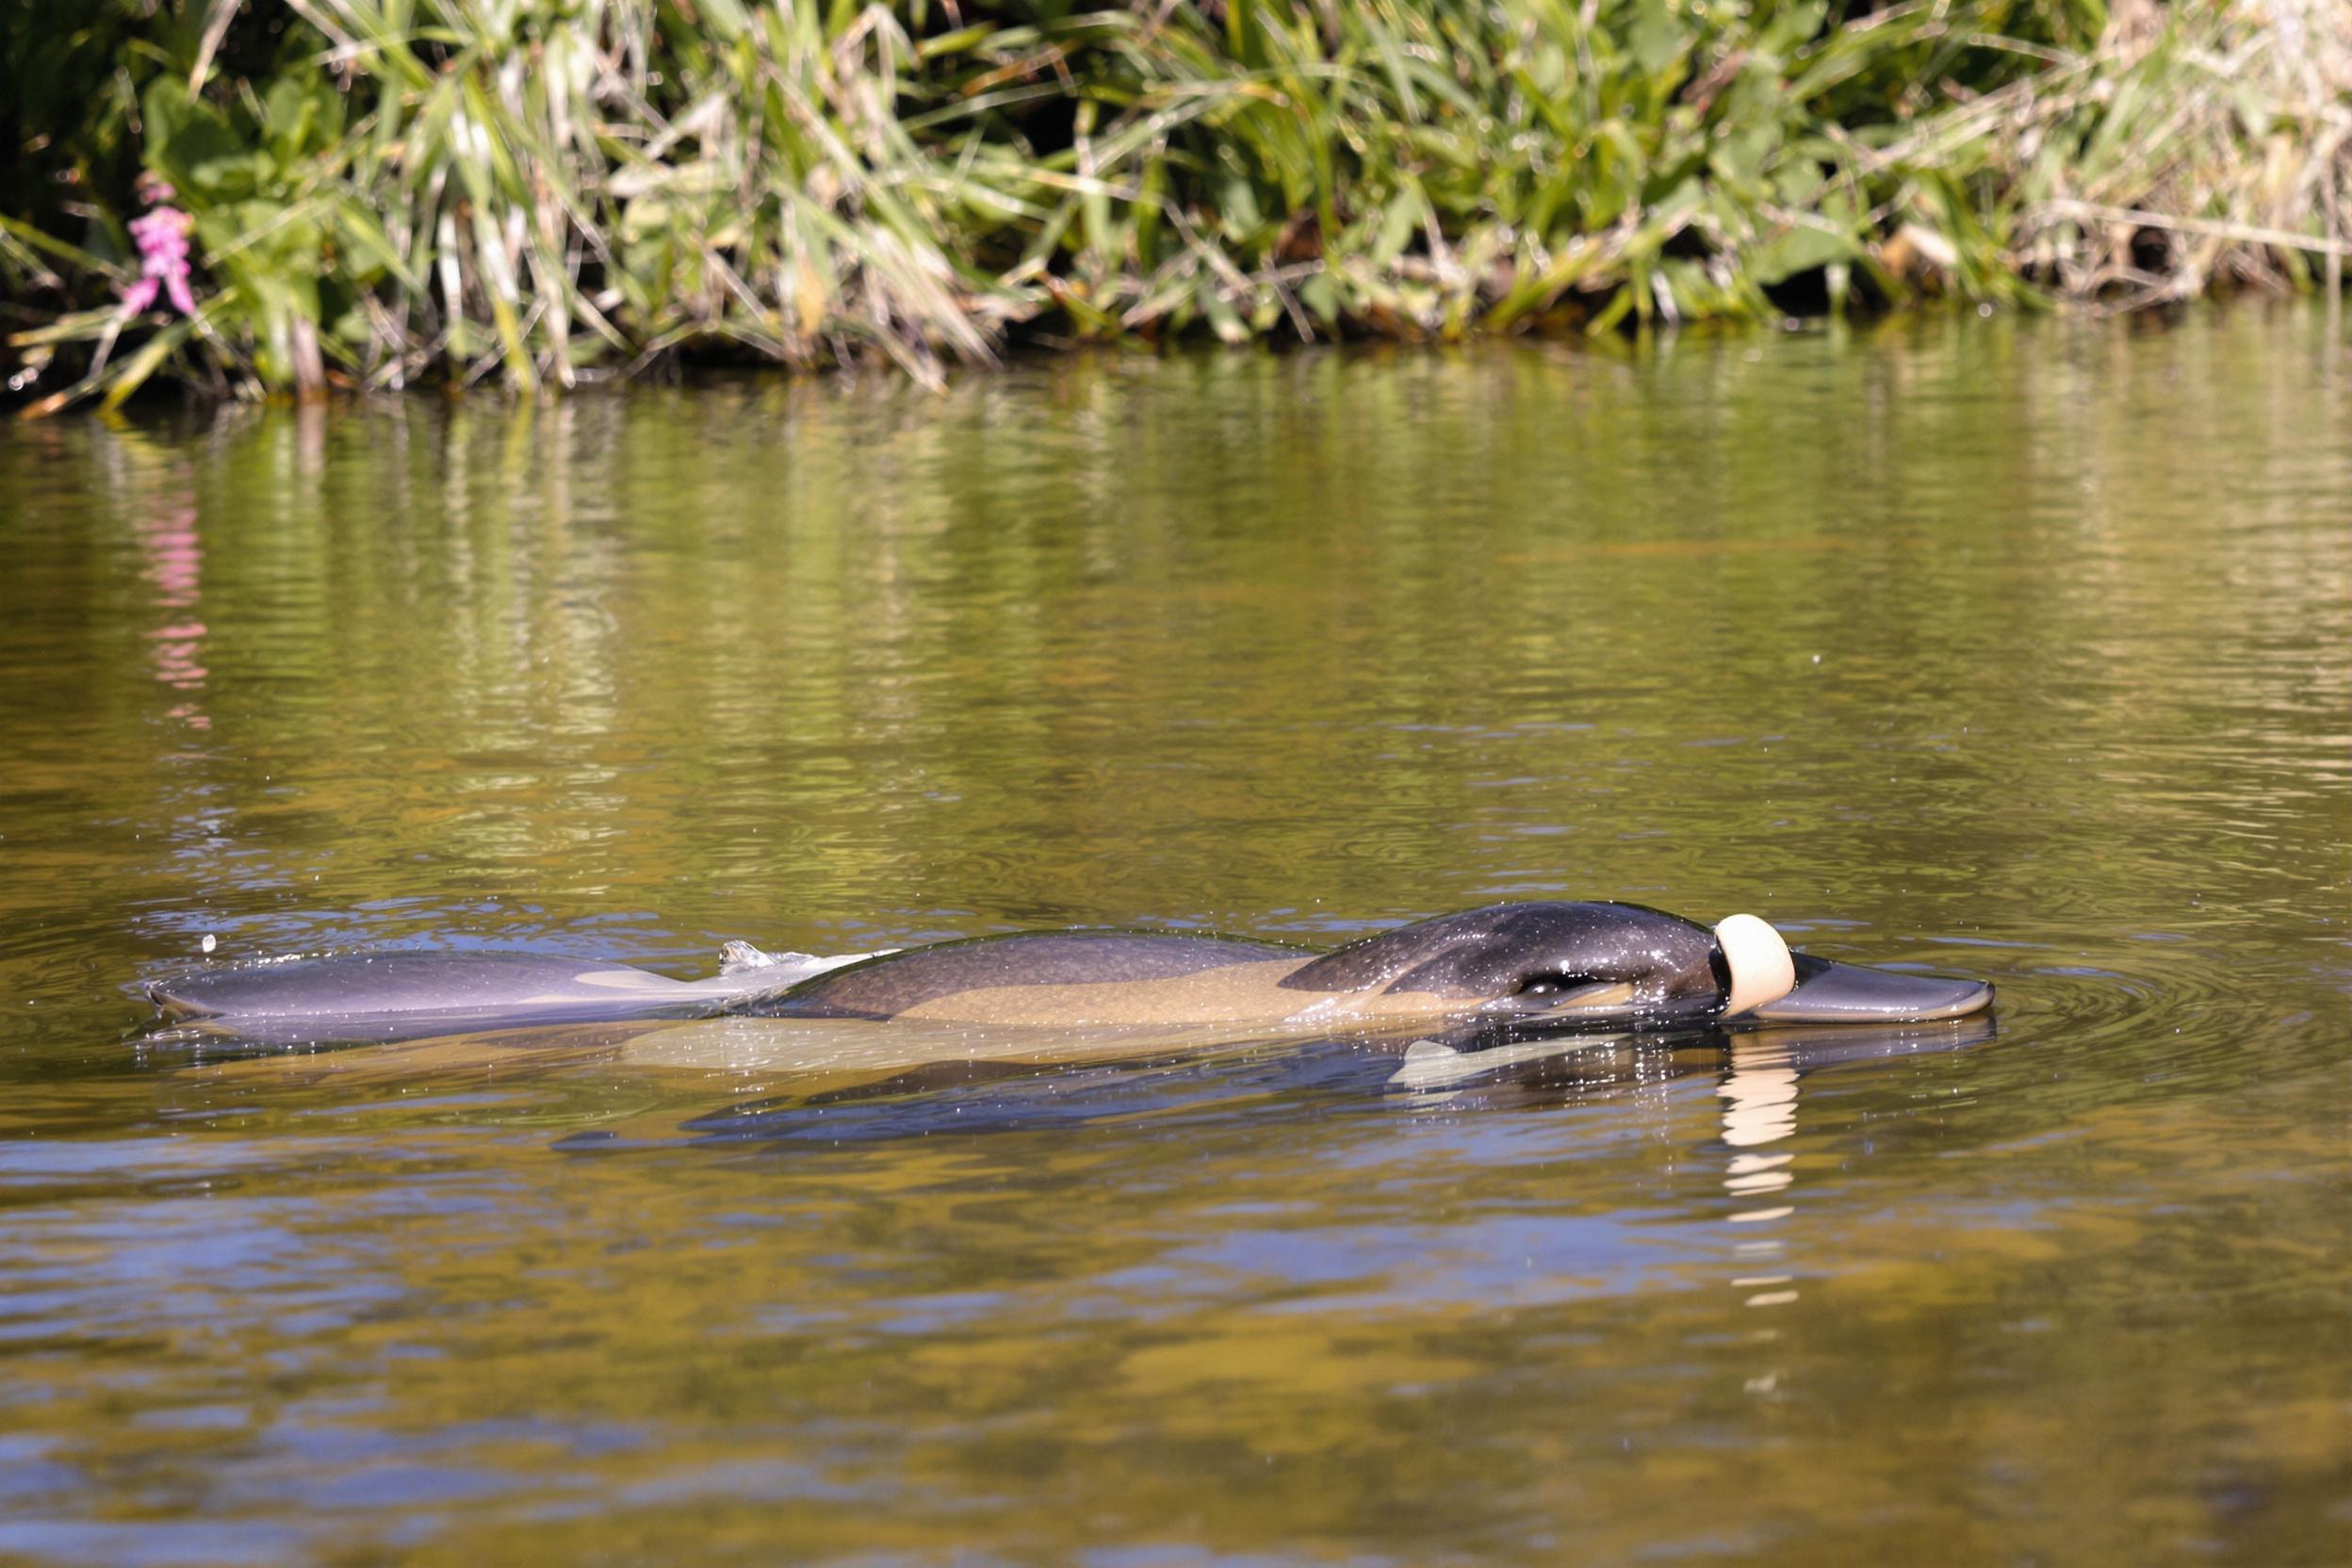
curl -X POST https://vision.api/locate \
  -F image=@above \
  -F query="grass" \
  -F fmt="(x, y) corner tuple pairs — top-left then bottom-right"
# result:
(3, 1), (2346, 413)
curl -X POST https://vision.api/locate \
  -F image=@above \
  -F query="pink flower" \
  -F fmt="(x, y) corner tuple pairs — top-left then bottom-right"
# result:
(120, 205), (199, 318)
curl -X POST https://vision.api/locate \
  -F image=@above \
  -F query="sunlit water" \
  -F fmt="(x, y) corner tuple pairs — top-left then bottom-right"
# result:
(0, 307), (2345, 1565)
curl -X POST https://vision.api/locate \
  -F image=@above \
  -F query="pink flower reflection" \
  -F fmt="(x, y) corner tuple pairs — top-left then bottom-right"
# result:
(139, 503), (208, 693)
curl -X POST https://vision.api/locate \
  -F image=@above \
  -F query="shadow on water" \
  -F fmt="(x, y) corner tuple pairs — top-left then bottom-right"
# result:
(564, 1015), (2001, 1149)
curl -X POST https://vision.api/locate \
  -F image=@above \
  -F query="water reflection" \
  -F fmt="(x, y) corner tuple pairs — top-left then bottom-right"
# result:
(112, 428), (214, 726)
(1382, 1017), (2001, 1353)
(136, 498), (206, 695)
(0, 305), (2345, 1563)
(1721, 1034), (1800, 1334)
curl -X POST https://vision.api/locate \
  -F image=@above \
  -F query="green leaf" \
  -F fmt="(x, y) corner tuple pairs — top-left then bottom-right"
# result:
(1629, 0), (1688, 81)
(1747, 222), (1856, 287)
(1299, 268), (1337, 325)
(142, 78), (244, 199)
(331, 202), (418, 290)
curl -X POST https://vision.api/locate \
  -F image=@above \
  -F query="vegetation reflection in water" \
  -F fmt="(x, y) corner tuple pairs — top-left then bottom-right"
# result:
(0, 306), (2344, 1564)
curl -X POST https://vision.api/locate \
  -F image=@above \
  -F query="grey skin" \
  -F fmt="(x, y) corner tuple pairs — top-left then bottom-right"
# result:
(144, 942), (862, 1047)
(147, 902), (1991, 1049)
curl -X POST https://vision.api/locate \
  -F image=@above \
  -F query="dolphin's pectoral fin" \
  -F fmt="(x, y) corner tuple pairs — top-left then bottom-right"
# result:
(1387, 1031), (1629, 1091)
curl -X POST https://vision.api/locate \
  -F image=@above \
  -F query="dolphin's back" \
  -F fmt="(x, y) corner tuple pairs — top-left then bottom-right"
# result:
(745, 932), (1306, 1021)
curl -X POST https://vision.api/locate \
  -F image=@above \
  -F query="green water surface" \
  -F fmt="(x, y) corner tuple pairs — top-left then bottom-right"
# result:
(0, 307), (2345, 1565)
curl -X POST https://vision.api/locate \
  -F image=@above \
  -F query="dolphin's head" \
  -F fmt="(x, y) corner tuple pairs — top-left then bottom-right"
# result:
(1282, 901), (1991, 1031)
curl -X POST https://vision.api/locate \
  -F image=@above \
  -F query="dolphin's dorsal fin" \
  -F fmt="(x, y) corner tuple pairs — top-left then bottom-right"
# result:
(719, 940), (792, 975)
(718, 942), (895, 983)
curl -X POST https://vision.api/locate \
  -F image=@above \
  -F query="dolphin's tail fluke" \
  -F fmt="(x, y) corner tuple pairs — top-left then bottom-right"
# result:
(142, 943), (885, 1048)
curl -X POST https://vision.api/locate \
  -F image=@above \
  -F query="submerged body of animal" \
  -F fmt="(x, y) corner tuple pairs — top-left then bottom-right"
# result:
(147, 901), (1991, 1052)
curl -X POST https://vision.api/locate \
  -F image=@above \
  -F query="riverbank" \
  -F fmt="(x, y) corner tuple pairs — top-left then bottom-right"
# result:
(6, 1), (2348, 412)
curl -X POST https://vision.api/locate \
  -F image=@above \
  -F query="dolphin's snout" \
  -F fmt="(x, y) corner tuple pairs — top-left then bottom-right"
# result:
(1741, 952), (1994, 1024)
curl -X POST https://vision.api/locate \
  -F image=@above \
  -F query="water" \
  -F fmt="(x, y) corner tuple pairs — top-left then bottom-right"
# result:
(0, 307), (2345, 1564)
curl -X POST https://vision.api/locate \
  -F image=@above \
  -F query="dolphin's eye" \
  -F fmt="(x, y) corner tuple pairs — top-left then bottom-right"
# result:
(1516, 972), (1587, 998)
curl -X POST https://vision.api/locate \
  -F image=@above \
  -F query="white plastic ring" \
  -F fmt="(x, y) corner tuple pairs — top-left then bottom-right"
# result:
(1714, 913), (1796, 1016)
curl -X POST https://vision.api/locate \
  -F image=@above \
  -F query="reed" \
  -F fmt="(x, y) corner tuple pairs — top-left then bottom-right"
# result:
(4, 1), (2345, 413)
